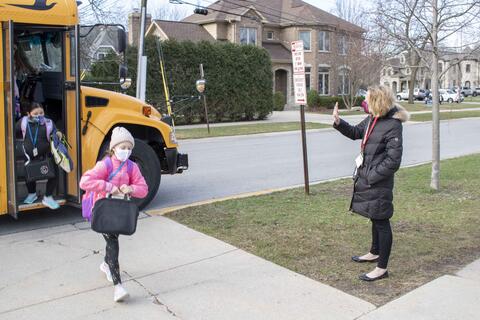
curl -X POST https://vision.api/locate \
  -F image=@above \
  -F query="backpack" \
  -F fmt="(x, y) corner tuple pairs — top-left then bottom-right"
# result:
(50, 130), (73, 173)
(20, 116), (54, 142)
(82, 157), (134, 221)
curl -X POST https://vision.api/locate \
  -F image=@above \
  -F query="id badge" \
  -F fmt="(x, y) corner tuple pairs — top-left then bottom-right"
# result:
(355, 153), (364, 168)
(33, 148), (38, 157)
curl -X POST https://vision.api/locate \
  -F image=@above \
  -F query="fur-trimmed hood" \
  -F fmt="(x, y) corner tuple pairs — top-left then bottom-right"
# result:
(390, 103), (410, 122)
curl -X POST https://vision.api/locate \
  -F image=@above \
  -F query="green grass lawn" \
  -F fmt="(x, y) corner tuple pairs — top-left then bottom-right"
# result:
(463, 96), (480, 103)
(169, 154), (480, 306)
(410, 110), (480, 122)
(175, 122), (329, 139)
(399, 102), (480, 112)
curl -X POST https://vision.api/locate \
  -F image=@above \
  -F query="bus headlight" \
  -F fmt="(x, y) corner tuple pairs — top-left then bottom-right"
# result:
(169, 131), (178, 144)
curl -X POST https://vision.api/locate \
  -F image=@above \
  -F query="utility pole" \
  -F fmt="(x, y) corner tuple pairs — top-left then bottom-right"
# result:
(136, 0), (148, 100)
(431, 0), (440, 190)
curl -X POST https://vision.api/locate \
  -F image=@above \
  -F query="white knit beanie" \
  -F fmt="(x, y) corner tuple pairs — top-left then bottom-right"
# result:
(110, 127), (135, 150)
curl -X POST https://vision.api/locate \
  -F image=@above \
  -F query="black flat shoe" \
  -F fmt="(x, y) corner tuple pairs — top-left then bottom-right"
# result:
(351, 255), (379, 263)
(359, 271), (389, 282)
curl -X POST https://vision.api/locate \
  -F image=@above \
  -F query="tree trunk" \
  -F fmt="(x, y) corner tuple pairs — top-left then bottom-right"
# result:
(431, 0), (440, 190)
(408, 67), (418, 104)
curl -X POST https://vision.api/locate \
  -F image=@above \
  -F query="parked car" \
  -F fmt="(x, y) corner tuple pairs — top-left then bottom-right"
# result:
(356, 89), (367, 98)
(473, 87), (480, 97)
(453, 86), (473, 97)
(439, 89), (464, 103)
(396, 88), (426, 101)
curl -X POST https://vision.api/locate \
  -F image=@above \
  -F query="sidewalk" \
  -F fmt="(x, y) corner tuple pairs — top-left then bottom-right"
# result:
(1, 213), (479, 319)
(0, 215), (374, 320)
(176, 107), (480, 129)
(359, 260), (480, 320)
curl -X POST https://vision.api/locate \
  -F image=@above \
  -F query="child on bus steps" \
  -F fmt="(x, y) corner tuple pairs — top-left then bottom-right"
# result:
(79, 127), (148, 302)
(16, 102), (60, 209)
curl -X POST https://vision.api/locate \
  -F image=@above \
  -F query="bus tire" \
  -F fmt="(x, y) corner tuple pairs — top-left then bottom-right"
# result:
(130, 139), (161, 210)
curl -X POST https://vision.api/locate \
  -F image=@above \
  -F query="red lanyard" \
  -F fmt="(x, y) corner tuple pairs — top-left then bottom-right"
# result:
(361, 116), (379, 151)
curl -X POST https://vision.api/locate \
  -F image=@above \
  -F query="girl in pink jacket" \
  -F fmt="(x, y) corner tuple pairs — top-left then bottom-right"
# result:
(79, 127), (148, 302)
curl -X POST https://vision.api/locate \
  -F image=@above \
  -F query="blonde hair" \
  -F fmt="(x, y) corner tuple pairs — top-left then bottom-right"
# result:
(366, 85), (395, 117)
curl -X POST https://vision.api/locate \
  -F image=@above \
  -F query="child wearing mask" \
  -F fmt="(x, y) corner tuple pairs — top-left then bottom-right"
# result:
(16, 102), (60, 209)
(79, 127), (148, 302)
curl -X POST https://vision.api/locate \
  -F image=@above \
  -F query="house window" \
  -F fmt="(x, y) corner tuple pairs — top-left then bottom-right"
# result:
(338, 35), (347, 55)
(466, 64), (471, 73)
(97, 52), (106, 60)
(339, 69), (350, 95)
(267, 31), (274, 40)
(299, 31), (311, 51)
(318, 67), (329, 95)
(438, 63), (443, 73)
(465, 81), (471, 88)
(318, 31), (330, 52)
(305, 66), (311, 92)
(240, 27), (257, 45)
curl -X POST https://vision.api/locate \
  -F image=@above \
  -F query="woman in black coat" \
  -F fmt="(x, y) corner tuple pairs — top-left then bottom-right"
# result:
(333, 86), (409, 281)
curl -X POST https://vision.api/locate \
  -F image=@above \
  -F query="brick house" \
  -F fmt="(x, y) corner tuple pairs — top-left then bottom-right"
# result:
(143, 0), (365, 105)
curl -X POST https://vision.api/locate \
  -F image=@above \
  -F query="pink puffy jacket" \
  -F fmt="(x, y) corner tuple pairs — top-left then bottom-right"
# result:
(79, 155), (148, 207)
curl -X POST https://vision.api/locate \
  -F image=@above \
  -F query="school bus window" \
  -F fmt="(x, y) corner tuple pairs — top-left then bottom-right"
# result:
(69, 31), (75, 77)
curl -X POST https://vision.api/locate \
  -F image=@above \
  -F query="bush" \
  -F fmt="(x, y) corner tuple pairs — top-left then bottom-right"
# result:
(306, 92), (365, 110)
(273, 91), (286, 111)
(89, 37), (274, 124)
(307, 90), (320, 109)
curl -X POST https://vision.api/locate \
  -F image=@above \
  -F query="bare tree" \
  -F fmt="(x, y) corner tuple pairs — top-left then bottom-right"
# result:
(377, 0), (480, 190)
(333, 0), (367, 28)
(154, 5), (189, 21)
(331, 34), (382, 109)
(79, 0), (127, 24)
(375, 0), (430, 103)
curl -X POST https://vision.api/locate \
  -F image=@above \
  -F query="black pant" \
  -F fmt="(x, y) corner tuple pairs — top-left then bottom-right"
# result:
(103, 234), (121, 285)
(26, 177), (57, 197)
(370, 219), (392, 269)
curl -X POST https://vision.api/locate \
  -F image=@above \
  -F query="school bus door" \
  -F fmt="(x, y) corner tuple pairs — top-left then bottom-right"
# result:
(1, 21), (19, 217)
(64, 26), (82, 204)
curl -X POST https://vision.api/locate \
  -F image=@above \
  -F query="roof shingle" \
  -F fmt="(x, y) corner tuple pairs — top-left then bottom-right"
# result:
(150, 20), (215, 42)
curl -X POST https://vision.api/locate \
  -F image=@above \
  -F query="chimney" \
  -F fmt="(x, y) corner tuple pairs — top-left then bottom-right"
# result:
(128, 9), (152, 47)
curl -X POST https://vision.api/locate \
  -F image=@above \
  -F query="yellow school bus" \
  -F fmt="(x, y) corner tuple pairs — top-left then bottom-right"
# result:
(0, 0), (188, 218)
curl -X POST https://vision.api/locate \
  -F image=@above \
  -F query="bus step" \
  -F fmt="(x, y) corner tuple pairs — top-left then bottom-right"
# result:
(18, 198), (67, 212)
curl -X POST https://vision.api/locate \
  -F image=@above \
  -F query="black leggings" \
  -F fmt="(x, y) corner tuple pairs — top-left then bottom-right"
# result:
(103, 234), (121, 285)
(370, 219), (392, 269)
(26, 177), (57, 197)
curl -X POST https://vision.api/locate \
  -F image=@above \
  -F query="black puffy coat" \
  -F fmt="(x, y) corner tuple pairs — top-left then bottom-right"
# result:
(334, 105), (409, 220)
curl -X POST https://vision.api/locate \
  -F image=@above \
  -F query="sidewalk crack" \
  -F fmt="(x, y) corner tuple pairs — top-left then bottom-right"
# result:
(124, 271), (181, 319)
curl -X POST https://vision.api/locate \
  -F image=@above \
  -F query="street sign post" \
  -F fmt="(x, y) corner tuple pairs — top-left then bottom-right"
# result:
(291, 40), (310, 195)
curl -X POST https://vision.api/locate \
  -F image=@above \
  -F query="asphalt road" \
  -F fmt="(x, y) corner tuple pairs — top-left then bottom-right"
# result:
(151, 117), (480, 209)
(1, 117), (479, 234)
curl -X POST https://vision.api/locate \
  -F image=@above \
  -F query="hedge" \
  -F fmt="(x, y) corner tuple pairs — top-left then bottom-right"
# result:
(273, 91), (285, 111)
(307, 90), (365, 110)
(87, 37), (274, 124)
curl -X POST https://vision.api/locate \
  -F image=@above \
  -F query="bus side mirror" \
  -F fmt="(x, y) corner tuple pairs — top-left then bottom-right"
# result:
(117, 28), (127, 54)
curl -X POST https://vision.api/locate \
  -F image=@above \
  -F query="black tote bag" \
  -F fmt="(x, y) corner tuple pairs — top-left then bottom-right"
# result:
(91, 196), (139, 235)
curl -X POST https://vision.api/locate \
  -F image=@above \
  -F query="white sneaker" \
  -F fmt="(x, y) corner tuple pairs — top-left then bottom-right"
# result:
(114, 284), (129, 302)
(100, 262), (113, 283)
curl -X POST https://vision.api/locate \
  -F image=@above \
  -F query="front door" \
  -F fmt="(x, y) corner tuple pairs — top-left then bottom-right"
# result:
(2, 21), (18, 217)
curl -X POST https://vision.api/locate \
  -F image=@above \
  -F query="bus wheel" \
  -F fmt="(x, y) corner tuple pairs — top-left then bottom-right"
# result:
(130, 139), (161, 209)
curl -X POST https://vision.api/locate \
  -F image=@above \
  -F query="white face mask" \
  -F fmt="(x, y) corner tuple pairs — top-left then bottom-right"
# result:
(114, 149), (132, 162)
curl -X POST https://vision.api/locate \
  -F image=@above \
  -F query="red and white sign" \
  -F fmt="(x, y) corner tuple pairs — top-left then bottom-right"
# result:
(291, 40), (306, 105)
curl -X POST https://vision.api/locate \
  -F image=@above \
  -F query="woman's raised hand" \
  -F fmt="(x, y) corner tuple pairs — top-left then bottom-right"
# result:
(333, 102), (340, 125)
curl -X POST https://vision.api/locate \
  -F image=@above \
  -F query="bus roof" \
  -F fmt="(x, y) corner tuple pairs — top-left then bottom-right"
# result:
(0, 0), (79, 26)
